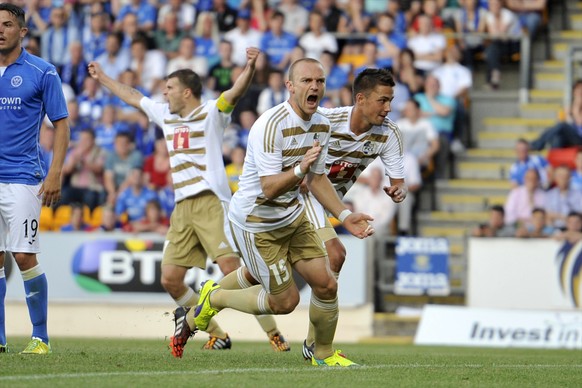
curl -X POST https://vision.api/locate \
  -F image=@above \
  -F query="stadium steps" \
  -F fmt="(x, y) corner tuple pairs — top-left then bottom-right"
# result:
(482, 117), (554, 133)
(437, 193), (507, 212)
(417, 211), (488, 228)
(534, 71), (565, 90)
(456, 160), (513, 179)
(477, 130), (539, 148)
(529, 88), (564, 103)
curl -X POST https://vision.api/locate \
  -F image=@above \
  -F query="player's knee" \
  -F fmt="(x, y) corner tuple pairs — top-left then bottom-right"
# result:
(327, 240), (346, 273)
(12, 252), (38, 271)
(312, 275), (338, 300)
(160, 275), (181, 296)
(269, 290), (299, 314)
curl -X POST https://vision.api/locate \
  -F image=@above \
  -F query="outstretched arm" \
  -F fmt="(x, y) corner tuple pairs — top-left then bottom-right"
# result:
(87, 61), (145, 110)
(219, 47), (260, 110)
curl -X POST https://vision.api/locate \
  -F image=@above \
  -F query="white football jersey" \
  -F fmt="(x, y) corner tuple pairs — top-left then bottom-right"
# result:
(304, 106), (405, 228)
(229, 101), (331, 232)
(140, 97), (232, 203)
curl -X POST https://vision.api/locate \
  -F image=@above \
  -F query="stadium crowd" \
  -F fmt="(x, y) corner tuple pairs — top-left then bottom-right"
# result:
(22, 0), (555, 237)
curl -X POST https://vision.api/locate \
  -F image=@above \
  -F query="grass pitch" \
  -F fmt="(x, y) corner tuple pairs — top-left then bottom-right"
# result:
(0, 337), (580, 387)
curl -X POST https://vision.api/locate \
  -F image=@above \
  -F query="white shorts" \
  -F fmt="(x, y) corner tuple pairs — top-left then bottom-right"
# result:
(0, 183), (42, 253)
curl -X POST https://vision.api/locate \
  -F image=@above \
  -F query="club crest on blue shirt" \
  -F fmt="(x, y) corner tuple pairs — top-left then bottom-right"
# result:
(362, 141), (374, 155)
(11, 76), (23, 88)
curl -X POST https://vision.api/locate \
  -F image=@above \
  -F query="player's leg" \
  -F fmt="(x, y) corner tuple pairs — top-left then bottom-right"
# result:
(192, 216), (313, 330)
(215, 211), (291, 351)
(162, 196), (224, 357)
(0, 252), (6, 352)
(302, 196), (347, 358)
(6, 184), (50, 354)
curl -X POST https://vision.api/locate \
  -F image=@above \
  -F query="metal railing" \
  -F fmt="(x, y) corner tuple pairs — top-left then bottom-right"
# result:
(564, 45), (582, 110)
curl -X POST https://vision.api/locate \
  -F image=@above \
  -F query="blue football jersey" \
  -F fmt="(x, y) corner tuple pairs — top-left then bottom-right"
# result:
(0, 49), (68, 184)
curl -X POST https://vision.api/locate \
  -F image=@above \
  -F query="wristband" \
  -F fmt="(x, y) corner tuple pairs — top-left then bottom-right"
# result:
(294, 165), (306, 179)
(338, 209), (352, 223)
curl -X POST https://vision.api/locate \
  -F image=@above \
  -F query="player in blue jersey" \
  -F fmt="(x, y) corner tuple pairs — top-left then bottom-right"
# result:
(0, 3), (70, 355)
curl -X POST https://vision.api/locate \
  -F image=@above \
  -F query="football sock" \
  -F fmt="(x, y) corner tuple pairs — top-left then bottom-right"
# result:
(213, 286), (273, 315)
(22, 265), (49, 343)
(218, 268), (278, 336)
(306, 271), (339, 346)
(256, 315), (278, 337)
(174, 287), (198, 307)
(310, 294), (339, 360)
(0, 267), (6, 345)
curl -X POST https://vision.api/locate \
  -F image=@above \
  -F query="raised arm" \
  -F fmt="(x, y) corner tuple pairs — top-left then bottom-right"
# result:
(87, 61), (145, 110)
(219, 47), (260, 109)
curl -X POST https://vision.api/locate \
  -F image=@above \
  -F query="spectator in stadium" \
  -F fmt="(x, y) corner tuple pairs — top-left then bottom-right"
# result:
(166, 36), (209, 80)
(353, 41), (380, 77)
(207, 40), (235, 96)
(410, 0), (444, 32)
(61, 129), (107, 211)
(225, 146), (245, 193)
(504, 168), (546, 228)
(395, 48), (425, 96)
(40, 6), (79, 73)
(313, 0), (347, 33)
(407, 13), (446, 73)
(129, 36), (166, 95)
(115, 169), (159, 226)
(472, 204), (516, 237)
(509, 138), (551, 188)
(277, 0), (310, 37)
(193, 11), (221, 67)
(60, 41), (88, 96)
(387, 0), (407, 34)
(60, 203), (92, 232)
(483, 0), (521, 90)
(95, 32), (131, 82)
(320, 50), (350, 106)
(77, 76), (106, 127)
(396, 99), (440, 173)
(260, 11), (297, 70)
(340, 0), (372, 35)
(414, 75), (456, 179)
(66, 99), (91, 145)
(103, 132), (144, 206)
(372, 12), (407, 71)
(157, 0), (196, 33)
(571, 149), (582, 192)
(432, 44), (473, 152)
(506, 0), (547, 39)
(514, 207), (554, 238)
(92, 205), (123, 232)
(129, 199), (170, 235)
(544, 165), (582, 229)
(157, 171), (175, 218)
(454, 0), (487, 69)
(110, 70), (150, 126)
(298, 10), (338, 60)
(213, 0), (238, 33)
(114, 0), (157, 34)
(224, 8), (262, 67)
(143, 138), (170, 191)
(553, 211), (582, 244)
(93, 104), (133, 153)
(25, 0), (52, 34)
(81, 8), (109, 63)
(257, 69), (287, 115)
(154, 11), (187, 60)
(530, 80), (582, 150)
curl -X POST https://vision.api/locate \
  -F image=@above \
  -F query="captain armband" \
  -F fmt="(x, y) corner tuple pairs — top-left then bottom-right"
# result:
(217, 94), (235, 113)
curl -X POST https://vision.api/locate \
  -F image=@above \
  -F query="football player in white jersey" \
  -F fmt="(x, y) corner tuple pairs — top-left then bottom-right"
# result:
(191, 58), (375, 367)
(88, 48), (289, 357)
(301, 68), (407, 359)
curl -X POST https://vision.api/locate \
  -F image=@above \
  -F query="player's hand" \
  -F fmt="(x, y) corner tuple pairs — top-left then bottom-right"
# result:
(87, 61), (103, 80)
(298, 140), (321, 176)
(38, 172), (61, 207)
(246, 47), (260, 67)
(384, 184), (407, 203)
(343, 212), (375, 239)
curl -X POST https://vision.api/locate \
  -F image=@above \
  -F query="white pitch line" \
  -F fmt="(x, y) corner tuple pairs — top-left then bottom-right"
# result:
(1, 364), (581, 382)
